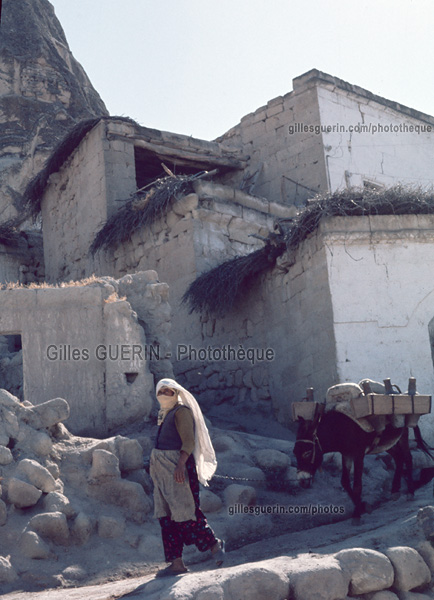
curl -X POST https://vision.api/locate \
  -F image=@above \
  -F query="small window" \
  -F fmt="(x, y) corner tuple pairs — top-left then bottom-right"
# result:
(125, 372), (138, 385)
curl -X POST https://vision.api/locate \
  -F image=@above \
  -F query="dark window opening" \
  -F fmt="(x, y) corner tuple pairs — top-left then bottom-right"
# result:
(363, 180), (384, 191)
(125, 372), (138, 385)
(0, 334), (23, 401)
(134, 147), (201, 190)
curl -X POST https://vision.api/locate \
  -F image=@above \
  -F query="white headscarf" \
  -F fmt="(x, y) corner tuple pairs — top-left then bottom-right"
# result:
(156, 378), (217, 487)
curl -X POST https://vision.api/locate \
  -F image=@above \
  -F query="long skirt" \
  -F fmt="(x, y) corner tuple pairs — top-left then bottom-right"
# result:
(158, 454), (217, 562)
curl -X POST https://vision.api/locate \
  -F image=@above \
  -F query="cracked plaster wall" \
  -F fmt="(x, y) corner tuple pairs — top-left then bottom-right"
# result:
(317, 84), (434, 192)
(219, 71), (434, 205)
(324, 214), (434, 395)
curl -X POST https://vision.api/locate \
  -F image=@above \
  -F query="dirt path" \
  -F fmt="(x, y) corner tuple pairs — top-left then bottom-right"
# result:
(4, 484), (432, 600)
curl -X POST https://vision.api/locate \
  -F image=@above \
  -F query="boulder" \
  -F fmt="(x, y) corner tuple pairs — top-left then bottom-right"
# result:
(200, 489), (223, 513)
(416, 540), (434, 572)
(417, 506), (434, 542)
(254, 449), (290, 471)
(125, 469), (153, 494)
(88, 479), (152, 523)
(0, 445), (13, 465)
(223, 564), (289, 600)
(20, 531), (52, 559)
(20, 398), (70, 430)
(8, 478), (42, 508)
(397, 593), (434, 600)
(72, 512), (94, 545)
(0, 426), (9, 446)
(384, 546), (431, 592)
(45, 461), (61, 480)
(43, 492), (74, 517)
(212, 434), (239, 453)
(116, 438), (143, 472)
(16, 458), (57, 492)
(369, 593), (399, 600)
(0, 555), (17, 584)
(0, 389), (21, 410)
(98, 516), (125, 539)
(195, 585), (224, 600)
(89, 449), (121, 481)
(402, 593), (434, 599)
(28, 511), (70, 546)
(287, 556), (348, 600)
(62, 565), (88, 583)
(335, 547), (394, 595)
(164, 558), (290, 600)
(223, 484), (256, 507)
(28, 431), (53, 456)
(2, 407), (19, 439)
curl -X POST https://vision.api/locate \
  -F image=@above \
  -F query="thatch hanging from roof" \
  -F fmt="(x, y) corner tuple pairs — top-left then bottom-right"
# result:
(90, 172), (203, 255)
(182, 185), (434, 317)
(182, 234), (286, 317)
(284, 185), (434, 249)
(23, 116), (139, 217)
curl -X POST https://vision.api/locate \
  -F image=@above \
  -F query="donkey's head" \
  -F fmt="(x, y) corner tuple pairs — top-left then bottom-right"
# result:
(293, 406), (324, 488)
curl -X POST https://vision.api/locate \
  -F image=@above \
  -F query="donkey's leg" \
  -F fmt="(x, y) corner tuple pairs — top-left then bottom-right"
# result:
(387, 446), (403, 499)
(402, 436), (415, 498)
(341, 455), (365, 521)
(388, 432), (415, 499)
(341, 455), (355, 501)
(352, 454), (367, 519)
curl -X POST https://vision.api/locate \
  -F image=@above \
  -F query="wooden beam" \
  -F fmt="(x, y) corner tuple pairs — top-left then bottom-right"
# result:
(106, 133), (247, 170)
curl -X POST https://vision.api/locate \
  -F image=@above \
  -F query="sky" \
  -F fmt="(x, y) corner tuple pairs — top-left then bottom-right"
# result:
(49, 0), (434, 141)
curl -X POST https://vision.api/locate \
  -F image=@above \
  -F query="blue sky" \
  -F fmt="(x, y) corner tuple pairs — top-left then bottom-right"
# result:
(50, 0), (434, 141)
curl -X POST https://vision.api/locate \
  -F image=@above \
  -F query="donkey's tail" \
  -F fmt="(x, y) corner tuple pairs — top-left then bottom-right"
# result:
(414, 425), (434, 459)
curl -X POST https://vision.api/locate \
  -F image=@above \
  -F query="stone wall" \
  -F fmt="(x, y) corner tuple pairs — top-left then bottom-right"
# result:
(174, 229), (337, 425)
(40, 118), (248, 285)
(95, 181), (292, 351)
(41, 131), (294, 362)
(41, 120), (136, 283)
(0, 273), (174, 436)
(174, 213), (434, 426)
(218, 69), (434, 205)
(218, 72), (328, 205)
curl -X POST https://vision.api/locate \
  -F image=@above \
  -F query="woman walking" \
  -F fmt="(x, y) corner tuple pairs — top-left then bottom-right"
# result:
(150, 378), (224, 577)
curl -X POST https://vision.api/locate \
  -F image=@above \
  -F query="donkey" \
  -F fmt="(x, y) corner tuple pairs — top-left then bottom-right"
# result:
(294, 407), (434, 520)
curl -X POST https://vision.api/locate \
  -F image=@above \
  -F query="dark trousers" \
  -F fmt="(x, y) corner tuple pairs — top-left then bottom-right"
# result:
(159, 454), (217, 562)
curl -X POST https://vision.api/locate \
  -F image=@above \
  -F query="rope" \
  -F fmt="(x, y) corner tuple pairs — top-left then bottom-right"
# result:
(213, 473), (270, 483)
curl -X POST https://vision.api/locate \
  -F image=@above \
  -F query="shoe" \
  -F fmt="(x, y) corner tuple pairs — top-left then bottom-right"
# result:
(155, 564), (188, 578)
(213, 539), (225, 566)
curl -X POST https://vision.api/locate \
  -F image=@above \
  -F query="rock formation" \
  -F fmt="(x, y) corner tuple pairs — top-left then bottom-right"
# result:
(0, 0), (108, 221)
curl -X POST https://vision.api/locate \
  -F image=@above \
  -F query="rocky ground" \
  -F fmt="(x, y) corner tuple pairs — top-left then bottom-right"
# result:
(2, 389), (434, 599)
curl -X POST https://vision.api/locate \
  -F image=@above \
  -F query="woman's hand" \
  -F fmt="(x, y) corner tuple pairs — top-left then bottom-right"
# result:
(174, 450), (189, 483)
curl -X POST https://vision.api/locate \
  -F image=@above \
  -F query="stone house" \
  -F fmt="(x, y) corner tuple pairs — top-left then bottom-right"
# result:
(2, 69), (434, 431)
